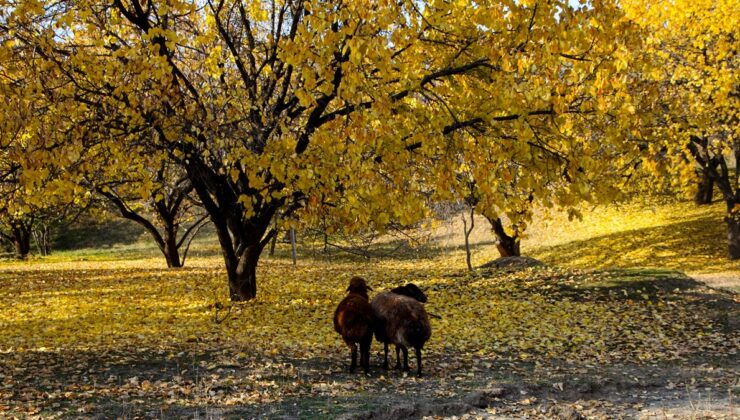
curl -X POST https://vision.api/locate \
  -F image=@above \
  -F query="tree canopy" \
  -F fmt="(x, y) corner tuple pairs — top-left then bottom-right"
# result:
(1, 0), (735, 298)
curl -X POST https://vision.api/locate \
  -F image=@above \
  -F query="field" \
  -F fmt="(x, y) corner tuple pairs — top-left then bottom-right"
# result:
(0, 199), (738, 419)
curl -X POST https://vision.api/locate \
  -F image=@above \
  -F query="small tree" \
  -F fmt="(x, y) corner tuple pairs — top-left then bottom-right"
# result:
(89, 156), (209, 268)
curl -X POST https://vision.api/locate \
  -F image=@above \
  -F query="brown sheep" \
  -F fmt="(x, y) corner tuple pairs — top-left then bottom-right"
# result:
(390, 283), (427, 303)
(372, 283), (432, 377)
(333, 276), (375, 373)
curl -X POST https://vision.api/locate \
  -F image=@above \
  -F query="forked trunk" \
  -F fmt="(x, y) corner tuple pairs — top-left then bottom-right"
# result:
(185, 157), (278, 302)
(32, 224), (52, 256)
(489, 217), (521, 257)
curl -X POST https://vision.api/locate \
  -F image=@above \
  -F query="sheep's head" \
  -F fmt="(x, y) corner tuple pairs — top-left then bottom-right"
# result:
(347, 276), (372, 297)
(391, 283), (428, 303)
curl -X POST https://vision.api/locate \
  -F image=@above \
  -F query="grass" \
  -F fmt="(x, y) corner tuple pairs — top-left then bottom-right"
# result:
(525, 199), (739, 275)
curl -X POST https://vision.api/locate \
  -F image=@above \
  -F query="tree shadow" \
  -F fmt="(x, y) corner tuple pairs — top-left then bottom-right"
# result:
(529, 215), (739, 273)
(53, 217), (147, 250)
(3, 345), (737, 419)
(293, 238), (498, 263)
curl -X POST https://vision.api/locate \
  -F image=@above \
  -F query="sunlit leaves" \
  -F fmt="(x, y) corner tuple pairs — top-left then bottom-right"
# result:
(0, 0), (652, 241)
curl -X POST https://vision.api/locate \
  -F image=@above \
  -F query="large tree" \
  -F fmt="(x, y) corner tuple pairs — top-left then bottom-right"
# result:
(2, 0), (644, 299)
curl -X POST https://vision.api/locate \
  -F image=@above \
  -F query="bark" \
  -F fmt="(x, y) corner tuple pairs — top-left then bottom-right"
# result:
(32, 224), (52, 256)
(290, 228), (297, 265)
(488, 217), (521, 257)
(687, 136), (740, 259)
(228, 246), (261, 301)
(98, 180), (205, 268)
(13, 232), (31, 259)
(8, 221), (32, 260)
(162, 226), (183, 268)
(462, 207), (475, 272)
(694, 167), (716, 205)
(187, 157), (279, 301)
(269, 231), (277, 256)
(728, 211), (740, 260)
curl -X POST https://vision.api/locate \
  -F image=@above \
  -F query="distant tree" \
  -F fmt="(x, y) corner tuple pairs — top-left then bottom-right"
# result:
(84, 147), (209, 268)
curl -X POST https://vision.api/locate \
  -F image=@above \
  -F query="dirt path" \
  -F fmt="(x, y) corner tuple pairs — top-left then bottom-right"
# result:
(689, 272), (740, 293)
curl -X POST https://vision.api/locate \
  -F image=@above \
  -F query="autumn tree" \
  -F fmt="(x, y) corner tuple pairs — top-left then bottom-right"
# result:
(624, 0), (739, 259)
(0, 34), (75, 259)
(3, 0), (644, 299)
(81, 143), (209, 268)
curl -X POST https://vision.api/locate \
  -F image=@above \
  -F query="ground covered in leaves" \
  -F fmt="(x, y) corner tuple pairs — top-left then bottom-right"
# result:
(0, 199), (738, 418)
(0, 248), (737, 418)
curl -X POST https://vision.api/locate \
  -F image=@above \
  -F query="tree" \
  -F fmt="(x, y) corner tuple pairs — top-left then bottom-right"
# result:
(0, 36), (76, 259)
(624, 0), (739, 259)
(0, 215), (32, 259)
(3, 0), (645, 299)
(84, 147), (209, 268)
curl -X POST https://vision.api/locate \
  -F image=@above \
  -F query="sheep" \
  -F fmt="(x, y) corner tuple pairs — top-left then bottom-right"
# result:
(371, 283), (432, 377)
(333, 276), (375, 373)
(390, 283), (427, 303)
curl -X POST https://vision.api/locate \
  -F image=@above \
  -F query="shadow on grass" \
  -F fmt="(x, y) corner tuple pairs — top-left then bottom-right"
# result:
(529, 215), (739, 273)
(53, 217), (147, 250)
(3, 345), (737, 419)
(283, 238), (498, 264)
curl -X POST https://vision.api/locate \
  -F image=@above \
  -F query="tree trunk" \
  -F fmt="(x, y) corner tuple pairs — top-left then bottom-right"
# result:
(462, 207), (475, 272)
(228, 246), (261, 301)
(13, 237), (30, 259)
(290, 228), (297, 265)
(269, 232), (277, 256)
(162, 227), (183, 268)
(488, 217), (521, 257)
(728, 210), (740, 260)
(32, 224), (52, 256)
(694, 168), (715, 205)
(688, 137), (740, 260)
(12, 224), (31, 260)
(185, 157), (279, 301)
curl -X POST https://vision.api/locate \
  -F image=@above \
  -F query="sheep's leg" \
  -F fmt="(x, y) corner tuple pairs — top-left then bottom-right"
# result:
(349, 342), (358, 373)
(415, 347), (423, 377)
(382, 343), (389, 370)
(401, 346), (410, 372)
(360, 339), (370, 374)
(394, 346), (402, 370)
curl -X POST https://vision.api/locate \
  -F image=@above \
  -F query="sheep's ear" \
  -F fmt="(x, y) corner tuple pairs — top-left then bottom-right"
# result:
(346, 286), (351, 292)
(367, 285), (373, 291)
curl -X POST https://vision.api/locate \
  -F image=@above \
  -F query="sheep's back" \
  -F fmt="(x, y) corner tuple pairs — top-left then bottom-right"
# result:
(334, 294), (374, 342)
(371, 292), (431, 348)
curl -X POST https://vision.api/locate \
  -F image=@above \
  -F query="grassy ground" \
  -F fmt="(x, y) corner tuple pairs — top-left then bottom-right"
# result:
(432, 198), (739, 289)
(0, 198), (737, 418)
